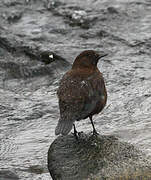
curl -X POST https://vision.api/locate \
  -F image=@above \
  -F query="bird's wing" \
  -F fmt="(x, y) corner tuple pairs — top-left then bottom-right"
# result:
(57, 72), (103, 121)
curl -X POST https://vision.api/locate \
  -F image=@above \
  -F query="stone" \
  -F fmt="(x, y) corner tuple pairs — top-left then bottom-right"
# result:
(0, 170), (19, 180)
(48, 133), (151, 180)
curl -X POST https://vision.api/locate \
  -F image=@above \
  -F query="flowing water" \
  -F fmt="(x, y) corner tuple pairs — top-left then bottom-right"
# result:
(0, 0), (151, 179)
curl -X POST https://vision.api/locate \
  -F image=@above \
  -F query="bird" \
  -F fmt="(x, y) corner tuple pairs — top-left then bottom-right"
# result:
(55, 50), (107, 138)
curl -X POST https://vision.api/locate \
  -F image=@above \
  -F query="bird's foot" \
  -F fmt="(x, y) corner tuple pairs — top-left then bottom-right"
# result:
(72, 124), (79, 140)
(92, 129), (99, 136)
(71, 131), (79, 140)
(74, 132), (79, 140)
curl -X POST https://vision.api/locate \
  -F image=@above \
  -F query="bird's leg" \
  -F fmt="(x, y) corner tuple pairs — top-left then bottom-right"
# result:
(73, 124), (78, 140)
(89, 116), (99, 135)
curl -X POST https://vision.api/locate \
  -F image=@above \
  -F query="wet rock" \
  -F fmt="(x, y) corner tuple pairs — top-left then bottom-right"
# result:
(71, 10), (87, 25)
(0, 28), (70, 67)
(7, 10), (23, 23)
(107, 7), (119, 14)
(48, 133), (151, 180)
(0, 170), (19, 180)
(0, 0), (151, 179)
(64, 10), (97, 29)
(0, 47), (6, 57)
(39, 50), (69, 66)
(80, 30), (97, 39)
(0, 33), (16, 52)
(3, 0), (22, 7)
(0, 59), (69, 82)
(45, 1), (97, 29)
(98, 30), (110, 38)
(44, 0), (64, 10)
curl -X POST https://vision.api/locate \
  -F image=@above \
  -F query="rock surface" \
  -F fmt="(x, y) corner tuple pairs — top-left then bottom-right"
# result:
(48, 133), (151, 180)
(0, 170), (19, 180)
(0, 0), (151, 179)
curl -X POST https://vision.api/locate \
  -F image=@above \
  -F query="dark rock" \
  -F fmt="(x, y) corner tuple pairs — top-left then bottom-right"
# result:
(0, 0), (151, 179)
(3, 0), (22, 7)
(44, 0), (64, 10)
(0, 170), (19, 180)
(98, 30), (109, 38)
(0, 32), (70, 67)
(0, 34), (16, 52)
(107, 7), (119, 14)
(65, 10), (97, 29)
(39, 50), (69, 66)
(0, 47), (6, 57)
(7, 10), (23, 23)
(80, 30), (97, 39)
(48, 133), (151, 180)
(0, 60), (69, 81)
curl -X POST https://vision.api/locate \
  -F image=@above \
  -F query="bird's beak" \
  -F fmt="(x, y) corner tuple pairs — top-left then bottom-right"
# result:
(98, 53), (108, 60)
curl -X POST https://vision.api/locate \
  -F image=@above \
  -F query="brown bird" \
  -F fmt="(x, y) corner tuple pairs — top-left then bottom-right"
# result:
(55, 50), (107, 137)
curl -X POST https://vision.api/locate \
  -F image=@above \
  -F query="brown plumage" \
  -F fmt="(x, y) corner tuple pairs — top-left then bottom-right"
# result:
(55, 50), (107, 137)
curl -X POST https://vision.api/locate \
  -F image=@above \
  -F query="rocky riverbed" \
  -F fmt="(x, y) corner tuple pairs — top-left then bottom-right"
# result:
(0, 0), (151, 179)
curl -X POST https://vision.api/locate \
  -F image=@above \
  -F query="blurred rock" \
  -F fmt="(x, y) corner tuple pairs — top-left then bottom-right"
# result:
(6, 10), (23, 23)
(107, 7), (119, 14)
(48, 133), (151, 180)
(0, 170), (19, 180)
(0, 0), (151, 179)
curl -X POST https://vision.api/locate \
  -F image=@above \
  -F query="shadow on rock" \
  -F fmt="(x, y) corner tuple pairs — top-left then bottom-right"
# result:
(48, 133), (151, 180)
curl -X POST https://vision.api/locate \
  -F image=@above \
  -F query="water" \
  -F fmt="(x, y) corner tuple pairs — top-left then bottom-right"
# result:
(0, 0), (151, 179)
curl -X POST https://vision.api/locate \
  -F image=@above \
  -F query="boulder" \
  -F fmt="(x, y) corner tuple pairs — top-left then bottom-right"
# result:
(48, 133), (151, 180)
(0, 170), (19, 180)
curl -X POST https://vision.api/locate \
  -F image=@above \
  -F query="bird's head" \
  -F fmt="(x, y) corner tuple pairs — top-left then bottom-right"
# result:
(72, 50), (107, 69)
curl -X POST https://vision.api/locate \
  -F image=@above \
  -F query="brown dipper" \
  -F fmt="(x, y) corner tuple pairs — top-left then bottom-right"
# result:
(55, 50), (107, 138)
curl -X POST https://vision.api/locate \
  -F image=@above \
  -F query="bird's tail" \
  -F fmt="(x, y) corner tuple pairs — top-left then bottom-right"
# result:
(55, 119), (74, 135)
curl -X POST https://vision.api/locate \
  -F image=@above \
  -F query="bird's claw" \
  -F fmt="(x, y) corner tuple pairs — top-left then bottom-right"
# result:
(92, 130), (99, 136)
(71, 132), (79, 140)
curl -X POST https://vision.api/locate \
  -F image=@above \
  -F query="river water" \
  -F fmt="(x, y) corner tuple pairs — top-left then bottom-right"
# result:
(0, 0), (151, 179)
